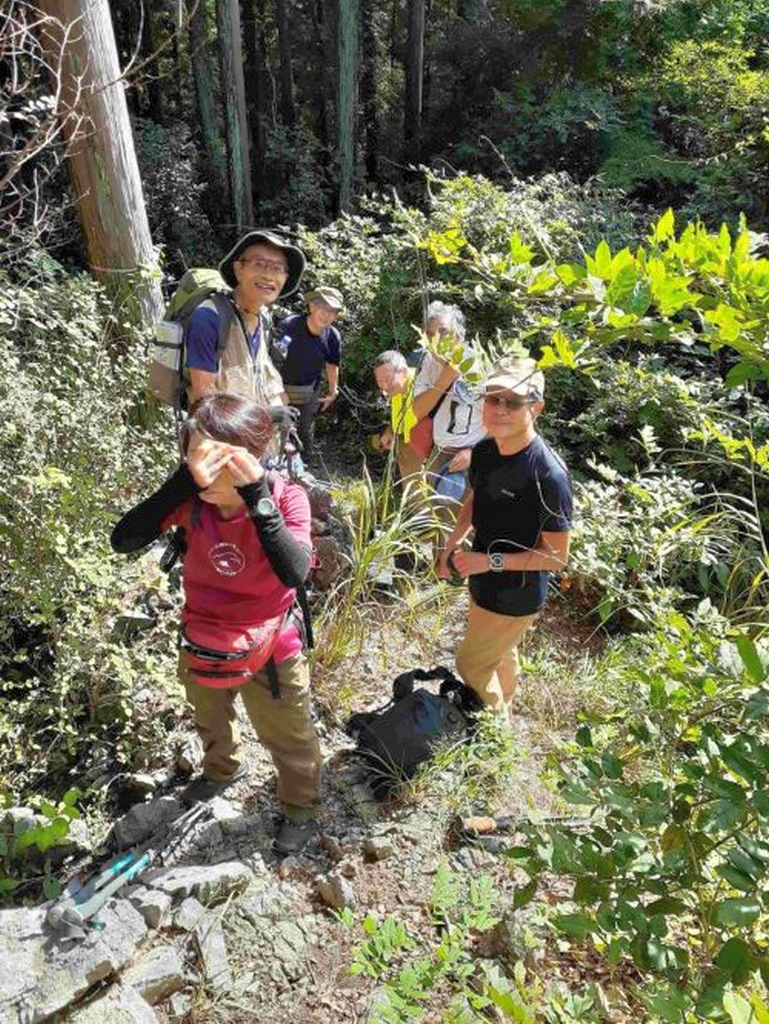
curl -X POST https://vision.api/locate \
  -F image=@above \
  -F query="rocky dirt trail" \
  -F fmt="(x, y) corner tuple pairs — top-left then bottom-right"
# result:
(1, 438), (595, 1024)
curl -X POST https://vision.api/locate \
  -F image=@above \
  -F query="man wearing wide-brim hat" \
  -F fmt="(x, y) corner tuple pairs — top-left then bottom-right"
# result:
(185, 229), (306, 408)
(437, 356), (573, 717)
(272, 285), (345, 465)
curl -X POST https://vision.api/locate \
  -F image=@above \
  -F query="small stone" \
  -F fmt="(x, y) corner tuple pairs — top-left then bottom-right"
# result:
(128, 887), (173, 929)
(364, 836), (395, 862)
(69, 983), (159, 1022)
(277, 856), (300, 879)
(143, 861), (251, 903)
(177, 734), (203, 775)
(174, 896), (207, 932)
(112, 611), (156, 641)
(113, 797), (186, 849)
(123, 945), (186, 1004)
(125, 772), (158, 794)
(315, 872), (356, 911)
(208, 797), (241, 823)
(195, 911), (232, 992)
(338, 858), (357, 878)
(168, 990), (191, 1019)
(238, 883), (294, 924)
(320, 834), (345, 861)
(220, 813), (261, 837)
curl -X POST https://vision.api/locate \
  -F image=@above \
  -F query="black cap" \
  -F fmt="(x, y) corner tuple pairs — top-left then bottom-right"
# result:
(219, 229), (306, 297)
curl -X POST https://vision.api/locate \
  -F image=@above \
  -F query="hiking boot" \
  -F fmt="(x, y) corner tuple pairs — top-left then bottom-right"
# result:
(181, 763), (248, 806)
(273, 817), (319, 857)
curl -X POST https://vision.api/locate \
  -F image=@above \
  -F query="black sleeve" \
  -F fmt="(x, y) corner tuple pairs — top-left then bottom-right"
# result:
(237, 477), (312, 588)
(111, 464), (201, 554)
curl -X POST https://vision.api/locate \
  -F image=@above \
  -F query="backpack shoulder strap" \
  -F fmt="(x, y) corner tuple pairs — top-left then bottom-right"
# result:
(265, 471), (314, 650)
(209, 291), (236, 361)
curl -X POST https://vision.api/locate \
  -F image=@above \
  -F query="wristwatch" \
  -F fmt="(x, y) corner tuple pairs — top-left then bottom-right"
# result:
(488, 552), (506, 573)
(252, 496), (277, 519)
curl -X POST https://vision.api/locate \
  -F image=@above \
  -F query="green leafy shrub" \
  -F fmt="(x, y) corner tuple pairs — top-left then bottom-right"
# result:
(509, 617), (769, 1020)
(0, 252), (184, 806)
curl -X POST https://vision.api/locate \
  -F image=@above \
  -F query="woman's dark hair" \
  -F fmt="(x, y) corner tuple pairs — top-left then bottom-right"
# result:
(181, 392), (274, 458)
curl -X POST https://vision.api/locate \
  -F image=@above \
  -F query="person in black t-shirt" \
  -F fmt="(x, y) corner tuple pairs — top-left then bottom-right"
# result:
(273, 286), (343, 464)
(437, 357), (573, 715)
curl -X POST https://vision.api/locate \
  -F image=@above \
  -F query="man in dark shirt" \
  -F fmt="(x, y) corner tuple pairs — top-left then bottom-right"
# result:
(438, 357), (573, 715)
(274, 287), (343, 464)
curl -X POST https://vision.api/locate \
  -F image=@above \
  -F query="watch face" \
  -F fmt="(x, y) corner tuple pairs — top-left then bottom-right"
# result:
(255, 497), (276, 516)
(489, 553), (505, 572)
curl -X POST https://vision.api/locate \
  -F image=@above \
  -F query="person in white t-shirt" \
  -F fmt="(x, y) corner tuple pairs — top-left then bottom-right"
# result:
(414, 302), (486, 512)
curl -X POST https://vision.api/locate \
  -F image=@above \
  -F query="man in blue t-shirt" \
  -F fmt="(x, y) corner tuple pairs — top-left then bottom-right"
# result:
(437, 357), (573, 716)
(273, 286), (344, 464)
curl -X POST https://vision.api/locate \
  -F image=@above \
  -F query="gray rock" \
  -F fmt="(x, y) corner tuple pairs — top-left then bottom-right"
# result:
(168, 990), (191, 1019)
(142, 861), (251, 904)
(123, 946), (186, 1004)
(315, 873), (356, 911)
(112, 611), (156, 641)
(112, 797), (185, 850)
(177, 735), (202, 775)
(208, 797), (241, 824)
(0, 806), (40, 839)
(128, 888), (173, 930)
(238, 883), (295, 925)
(0, 900), (147, 1024)
(173, 896), (207, 933)
(68, 983), (158, 1023)
(194, 912), (231, 993)
(493, 906), (546, 966)
(320, 835), (345, 861)
(364, 836), (395, 862)
(220, 813), (261, 838)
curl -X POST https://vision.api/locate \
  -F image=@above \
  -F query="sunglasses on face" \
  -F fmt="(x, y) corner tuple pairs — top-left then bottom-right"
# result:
(238, 257), (288, 275)
(483, 393), (534, 411)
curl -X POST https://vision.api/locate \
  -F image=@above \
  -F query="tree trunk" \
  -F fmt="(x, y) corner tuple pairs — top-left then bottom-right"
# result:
(142, 2), (165, 122)
(404, 0), (425, 164)
(216, 0), (254, 230)
(241, 0), (268, 198)
(360, 0), (378, 182)
(310, 0), (331, 152)
(38, 0), (163, 331)
(187, 0), (229, 208)
(274, 0), (296, 127)
(337, 0), (359, 211)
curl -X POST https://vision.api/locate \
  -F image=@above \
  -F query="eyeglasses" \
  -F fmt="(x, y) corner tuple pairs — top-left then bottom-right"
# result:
(238, 257), (288, 275)
(484, 393), (533, 411)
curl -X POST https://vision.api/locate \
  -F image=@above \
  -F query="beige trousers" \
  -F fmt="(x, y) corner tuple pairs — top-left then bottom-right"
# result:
(455, 599), (537, 713)
(181, 652), (321, 814)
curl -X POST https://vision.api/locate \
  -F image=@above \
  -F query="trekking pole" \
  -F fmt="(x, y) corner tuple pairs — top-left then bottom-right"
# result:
(47, 803), (211, 932)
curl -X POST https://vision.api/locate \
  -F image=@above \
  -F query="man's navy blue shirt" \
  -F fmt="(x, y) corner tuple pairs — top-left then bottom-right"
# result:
(468, 435), (573, 616)
(277, 314), (342, 387)
(185, 304), (260, 372)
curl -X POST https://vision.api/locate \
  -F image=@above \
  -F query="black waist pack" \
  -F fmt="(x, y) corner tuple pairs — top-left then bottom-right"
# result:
(345, 667), (483, 799)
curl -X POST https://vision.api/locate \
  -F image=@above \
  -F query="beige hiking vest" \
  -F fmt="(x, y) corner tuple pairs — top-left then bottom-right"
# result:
(186, 299), (285, 408)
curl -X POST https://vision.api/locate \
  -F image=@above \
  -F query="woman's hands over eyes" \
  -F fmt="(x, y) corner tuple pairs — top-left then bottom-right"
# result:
(227, 447), (265, 487)
(187, 440), (264, 489)
(187, 439), (233, 489)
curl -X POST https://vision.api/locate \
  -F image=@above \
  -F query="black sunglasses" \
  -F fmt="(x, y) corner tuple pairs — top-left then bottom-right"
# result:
(483, 393), (534, 411)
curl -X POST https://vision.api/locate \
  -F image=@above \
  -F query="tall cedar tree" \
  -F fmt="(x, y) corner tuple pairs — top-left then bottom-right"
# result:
(188, 0), (229, 208)
(404, 0), (425, 163)
(275, 0), (297, 128)
(38, 0), (163, 330)
(242, 0), (269, 198)
(216, 0), (254, 229)
(360, 0), (378, 182)
(337, 0), (359, 211)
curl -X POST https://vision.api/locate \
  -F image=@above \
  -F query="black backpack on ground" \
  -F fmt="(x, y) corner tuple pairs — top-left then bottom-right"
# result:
(345, 667), (483, 799)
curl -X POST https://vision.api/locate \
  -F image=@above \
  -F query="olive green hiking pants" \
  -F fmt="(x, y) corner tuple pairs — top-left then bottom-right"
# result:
(180, 652), (321, 816)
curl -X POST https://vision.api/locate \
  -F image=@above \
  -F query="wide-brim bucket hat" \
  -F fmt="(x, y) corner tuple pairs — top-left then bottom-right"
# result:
(219, 229), (306, 297)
